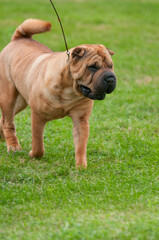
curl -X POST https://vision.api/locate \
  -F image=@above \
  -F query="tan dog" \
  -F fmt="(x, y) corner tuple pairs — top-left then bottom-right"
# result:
(0, 19), (116, 168)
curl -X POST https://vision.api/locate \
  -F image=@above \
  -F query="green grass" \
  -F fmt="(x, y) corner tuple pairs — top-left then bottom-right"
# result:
(0, 0), (159, 239)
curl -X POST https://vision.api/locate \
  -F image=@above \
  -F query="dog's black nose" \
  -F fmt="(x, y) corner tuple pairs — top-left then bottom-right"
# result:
(103, 72), (116, 85)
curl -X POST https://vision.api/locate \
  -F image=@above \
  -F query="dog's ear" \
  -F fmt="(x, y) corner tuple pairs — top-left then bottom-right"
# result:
(107, 48), (114, 55)
(72, 47), (86, 61)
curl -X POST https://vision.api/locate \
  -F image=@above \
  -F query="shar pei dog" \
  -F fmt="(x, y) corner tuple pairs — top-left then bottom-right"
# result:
(0, 19), (116, 168)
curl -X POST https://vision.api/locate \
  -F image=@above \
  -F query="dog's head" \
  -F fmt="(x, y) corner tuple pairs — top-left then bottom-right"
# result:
(70, 44), (116, 100)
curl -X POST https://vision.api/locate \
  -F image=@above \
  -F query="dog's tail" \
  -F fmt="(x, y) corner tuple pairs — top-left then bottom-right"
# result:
(11, 19), (51, 41)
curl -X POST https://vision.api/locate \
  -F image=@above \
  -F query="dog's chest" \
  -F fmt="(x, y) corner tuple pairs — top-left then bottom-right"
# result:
(61, 87), (78, 100)
(37, 86), (84, 119)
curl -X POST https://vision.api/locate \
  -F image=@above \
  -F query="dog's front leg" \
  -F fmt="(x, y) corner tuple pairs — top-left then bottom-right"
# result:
(29, 110), (46, 158)
(72, 116), (90, 169)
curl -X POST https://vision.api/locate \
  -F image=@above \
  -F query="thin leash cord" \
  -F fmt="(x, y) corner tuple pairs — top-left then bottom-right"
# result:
(49, 0), (70, 61)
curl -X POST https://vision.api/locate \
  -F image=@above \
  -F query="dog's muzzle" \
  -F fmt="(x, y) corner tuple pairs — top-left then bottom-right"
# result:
(80, 71), (116, 100)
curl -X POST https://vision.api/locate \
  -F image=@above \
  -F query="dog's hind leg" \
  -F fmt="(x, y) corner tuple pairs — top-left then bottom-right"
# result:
(0, 81), (22, 152)
(0, 95), (27, 141)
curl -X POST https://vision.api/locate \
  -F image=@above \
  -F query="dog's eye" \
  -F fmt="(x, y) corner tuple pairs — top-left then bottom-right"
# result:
(88, 64), (99, 72)
(107, 62), (113, 69)
(109, 64), (113, 69)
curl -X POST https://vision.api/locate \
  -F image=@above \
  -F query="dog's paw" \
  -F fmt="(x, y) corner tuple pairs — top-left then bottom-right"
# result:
(29, 150), (44, 158)
(7, 144), (22, 152)
(76, 162), (87, 170)
(29, 150), (34, 158)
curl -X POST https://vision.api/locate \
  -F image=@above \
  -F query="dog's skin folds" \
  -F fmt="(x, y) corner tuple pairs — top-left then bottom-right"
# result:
(0, 19), (116, 169)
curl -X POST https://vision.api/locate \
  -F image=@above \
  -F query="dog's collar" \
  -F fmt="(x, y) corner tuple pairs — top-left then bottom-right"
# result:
(67, 62), (72, 78)
(66, 51), (72, 77)
(66, 50), (70, 62)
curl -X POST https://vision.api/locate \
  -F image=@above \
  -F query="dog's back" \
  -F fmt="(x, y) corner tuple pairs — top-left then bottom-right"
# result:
(0, 19), (53, 65)
(0, 19), (54, 111)
(0, 19), (53, 81)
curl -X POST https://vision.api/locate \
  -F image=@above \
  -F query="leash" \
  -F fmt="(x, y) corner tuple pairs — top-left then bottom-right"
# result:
(49, 0), (70, 63)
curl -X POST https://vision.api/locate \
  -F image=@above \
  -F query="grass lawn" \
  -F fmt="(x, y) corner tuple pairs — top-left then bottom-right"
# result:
(0, 0), (159, 239)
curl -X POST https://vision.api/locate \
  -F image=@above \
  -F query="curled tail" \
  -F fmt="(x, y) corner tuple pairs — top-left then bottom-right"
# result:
(11, 19), (51, 41)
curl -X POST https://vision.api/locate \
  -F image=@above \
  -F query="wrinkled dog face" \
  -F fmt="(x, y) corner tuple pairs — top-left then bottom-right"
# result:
(70, 44), (116, 100)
